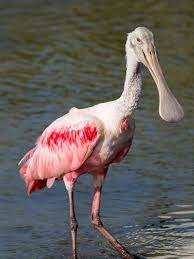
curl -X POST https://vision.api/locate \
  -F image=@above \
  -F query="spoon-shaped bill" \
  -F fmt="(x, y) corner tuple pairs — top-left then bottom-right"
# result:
(143, 44), (184, 122)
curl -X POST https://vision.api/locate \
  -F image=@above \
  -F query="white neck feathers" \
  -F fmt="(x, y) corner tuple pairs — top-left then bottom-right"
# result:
(118, 49), (142, 116)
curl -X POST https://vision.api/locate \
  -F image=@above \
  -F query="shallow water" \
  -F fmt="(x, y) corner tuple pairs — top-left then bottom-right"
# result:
(0, 1), (194, 258)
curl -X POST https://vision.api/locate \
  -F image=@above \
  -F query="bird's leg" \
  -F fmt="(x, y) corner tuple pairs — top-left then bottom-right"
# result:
(64, 176), (78, 259)
(67, 188), (78, 259)
(91, 174), (134, 259)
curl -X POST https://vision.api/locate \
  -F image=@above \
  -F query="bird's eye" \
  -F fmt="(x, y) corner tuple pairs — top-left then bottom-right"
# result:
(136, 37), (141, 43)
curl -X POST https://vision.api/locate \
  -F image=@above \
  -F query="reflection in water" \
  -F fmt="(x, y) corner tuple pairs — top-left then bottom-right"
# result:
(0, 1), (193, 258)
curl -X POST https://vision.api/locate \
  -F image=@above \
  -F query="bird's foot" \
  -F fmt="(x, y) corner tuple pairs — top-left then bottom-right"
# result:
(120, 248), (134, 259)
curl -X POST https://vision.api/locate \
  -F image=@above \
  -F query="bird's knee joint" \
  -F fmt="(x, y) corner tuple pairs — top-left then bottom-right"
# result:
(70, 217), (78, 231)
(72, 250), (78, 259)
(91, 215), (103, 228)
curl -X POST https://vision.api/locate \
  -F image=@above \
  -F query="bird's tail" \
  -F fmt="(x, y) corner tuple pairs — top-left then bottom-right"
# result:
(18, 147), (46, 195)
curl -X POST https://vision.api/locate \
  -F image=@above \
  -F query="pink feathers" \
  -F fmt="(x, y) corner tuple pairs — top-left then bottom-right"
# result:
(45, 125), (97, 148)
(28, 180), (47, 195)
(19, 117), (100, 195)
(19, 147), (47, 195)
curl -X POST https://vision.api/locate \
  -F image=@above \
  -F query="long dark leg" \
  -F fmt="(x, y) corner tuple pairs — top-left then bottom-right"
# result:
(64, 175), (78, 259)
(91, 174), (134, 259)
(67, 188), (78, 259)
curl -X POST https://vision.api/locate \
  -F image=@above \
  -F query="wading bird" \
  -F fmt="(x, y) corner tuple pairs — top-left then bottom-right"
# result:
(19, 27), (184, 259)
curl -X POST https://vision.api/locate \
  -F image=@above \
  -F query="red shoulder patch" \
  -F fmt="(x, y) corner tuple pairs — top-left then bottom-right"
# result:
(45, 124), (98, 148)
(119, 117), (128, 133)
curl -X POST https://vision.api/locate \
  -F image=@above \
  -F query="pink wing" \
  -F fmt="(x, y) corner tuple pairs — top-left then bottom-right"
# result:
(19, 112), (103, 195)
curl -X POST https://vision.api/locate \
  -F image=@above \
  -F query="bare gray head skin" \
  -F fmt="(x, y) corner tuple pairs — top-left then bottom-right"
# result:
(126, 27), (184, 122)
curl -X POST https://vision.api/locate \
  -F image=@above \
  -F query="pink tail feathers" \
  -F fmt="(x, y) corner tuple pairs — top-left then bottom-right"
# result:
(19, 147), (46, 195)
(26, 179), (47, 195)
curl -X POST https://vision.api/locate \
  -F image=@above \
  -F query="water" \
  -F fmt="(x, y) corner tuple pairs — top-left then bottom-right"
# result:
(0, 1), (193, 258)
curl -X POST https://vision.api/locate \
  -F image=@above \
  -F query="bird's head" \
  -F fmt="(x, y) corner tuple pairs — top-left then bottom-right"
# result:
(126, 27), (184, 122)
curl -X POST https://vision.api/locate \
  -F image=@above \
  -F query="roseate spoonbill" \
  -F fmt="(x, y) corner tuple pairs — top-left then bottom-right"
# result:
(19, 27), (184, 259)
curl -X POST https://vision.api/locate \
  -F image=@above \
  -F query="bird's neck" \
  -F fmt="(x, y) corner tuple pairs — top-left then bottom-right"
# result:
(117, 50), (142, 116)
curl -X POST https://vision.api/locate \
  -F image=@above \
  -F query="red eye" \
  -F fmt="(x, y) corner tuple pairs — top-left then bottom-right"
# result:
(136, 37), (141, 43)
